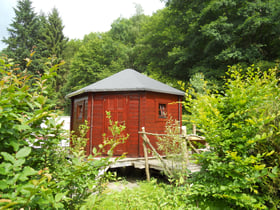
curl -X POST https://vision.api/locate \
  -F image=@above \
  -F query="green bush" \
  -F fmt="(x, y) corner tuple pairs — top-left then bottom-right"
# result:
(0, 56), (128, 209)
(184, 65), (280, 209)
(0, 55), (68, 208)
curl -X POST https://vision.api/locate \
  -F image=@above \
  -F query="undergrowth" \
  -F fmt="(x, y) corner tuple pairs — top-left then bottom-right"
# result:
(88, 179), (191, 210)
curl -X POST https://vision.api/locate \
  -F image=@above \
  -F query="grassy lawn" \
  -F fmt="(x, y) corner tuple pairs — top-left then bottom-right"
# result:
(89, 179), (192, 210)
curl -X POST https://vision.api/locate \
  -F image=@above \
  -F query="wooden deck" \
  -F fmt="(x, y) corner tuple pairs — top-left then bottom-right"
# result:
(109, 157), (201, 174)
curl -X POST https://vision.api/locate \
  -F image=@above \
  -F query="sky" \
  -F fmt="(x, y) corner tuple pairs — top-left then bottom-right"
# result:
(0, 0), (165, 50)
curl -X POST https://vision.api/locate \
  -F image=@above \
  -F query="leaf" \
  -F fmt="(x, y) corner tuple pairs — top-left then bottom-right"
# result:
(14, 159), (25, 167)
(55, 192), (66, 202)
(19, 167), (37, 181)
(228, 113), (235, 119)
(0, 180), (8, 190)
(43, 173), (52, 182)
(254, 164), (266, 171)
(92, 147), (97, 155)
(14, 123), (31, 132)
(268, 172), (276, 179)
(16, 147), (31, 159)
(1, 152), (15, 164)
(30, 51), (36, 57)
(272, 166), (278, 174)
(10, 141), (20, 152)
(25, 58), (32, 67)
(266, 150), (274, 156)
(36, 95), (47, 105)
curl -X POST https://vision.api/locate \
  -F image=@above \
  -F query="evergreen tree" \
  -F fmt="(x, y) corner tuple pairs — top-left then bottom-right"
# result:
(39, 8), (68, 109)
(2, 0), (43, 75)
(40, 8), (68, 60)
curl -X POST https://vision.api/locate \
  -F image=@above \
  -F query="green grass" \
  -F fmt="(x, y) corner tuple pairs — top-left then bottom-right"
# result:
(87, 179), (192, 210)
(81, 178), (233, 210)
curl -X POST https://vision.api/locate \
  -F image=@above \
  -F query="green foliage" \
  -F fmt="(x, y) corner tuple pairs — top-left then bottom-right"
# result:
(49, 111), (129, 209)
(89, 179), (193, 209)
(39, 7), (69, 109)
(0, 56), (128, 209)
(40, 8), (68, 59)
(2, 1), (68, 111)
(156, 118), (189, 184)
(184, 65), (280, 209)
(0, 148), (62, 209)
(65, 32), (130, 92)
(135, 8), (180, 78)
(0, 55), (68, 208)
(163, 0), (280, 80)
(2, 0), (46, 75)
(0, 54), (60, 155)
(110, 11), (148, 46)
(100, 111), (129, 156)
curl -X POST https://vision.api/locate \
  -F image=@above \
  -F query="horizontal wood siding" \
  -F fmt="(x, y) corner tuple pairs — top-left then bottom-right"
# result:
(140, 92), (182, 156)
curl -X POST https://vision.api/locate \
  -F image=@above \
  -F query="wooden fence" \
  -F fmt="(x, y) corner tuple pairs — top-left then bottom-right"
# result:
(138, 125), (206, 181)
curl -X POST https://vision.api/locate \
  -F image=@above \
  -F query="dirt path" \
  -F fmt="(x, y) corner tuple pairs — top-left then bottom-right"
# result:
(105, 180), (139, 192)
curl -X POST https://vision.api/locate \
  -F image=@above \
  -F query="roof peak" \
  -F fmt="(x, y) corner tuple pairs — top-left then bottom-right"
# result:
(66, 69), (185, 98)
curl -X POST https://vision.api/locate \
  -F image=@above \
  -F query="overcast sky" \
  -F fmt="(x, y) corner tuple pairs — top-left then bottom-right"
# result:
(0, 0), (165, 50)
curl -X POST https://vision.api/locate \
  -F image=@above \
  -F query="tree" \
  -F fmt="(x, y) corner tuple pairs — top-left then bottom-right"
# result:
(2, 0), (44, 75)
(109, 4), (150, 70)
(134, 8), (180, 79)
(40, 8), (68, 60)
(65, 32), (129, 93)
(60, 39), (83, 114)
(109, 4), (148, 46)
(164, 0), (280, 80)
(39, 8), (68, 109)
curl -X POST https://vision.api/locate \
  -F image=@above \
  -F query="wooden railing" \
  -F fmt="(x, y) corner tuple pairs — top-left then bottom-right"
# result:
(138, 125), (206, 181)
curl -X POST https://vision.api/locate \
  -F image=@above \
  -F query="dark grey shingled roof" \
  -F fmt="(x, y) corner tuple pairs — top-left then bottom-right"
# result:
(66, 69), (185, 98)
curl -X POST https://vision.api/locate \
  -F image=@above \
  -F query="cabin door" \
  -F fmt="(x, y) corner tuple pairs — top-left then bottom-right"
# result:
(105, 95), (127, 156)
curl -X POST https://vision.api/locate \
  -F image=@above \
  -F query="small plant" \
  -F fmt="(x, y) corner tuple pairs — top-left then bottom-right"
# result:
(95, 111), (128, 156)
(50, 111), (129, 209)
(70, 120), (89, 155)
(156, 118), (189, 185)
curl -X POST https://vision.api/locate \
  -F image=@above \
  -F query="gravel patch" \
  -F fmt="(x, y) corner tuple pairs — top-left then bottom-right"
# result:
(106, 181), (139, 192)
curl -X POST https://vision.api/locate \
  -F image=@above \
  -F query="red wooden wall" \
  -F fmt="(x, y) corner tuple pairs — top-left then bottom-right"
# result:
(71, 91), (182, 157)
(138, 92), (182, 156)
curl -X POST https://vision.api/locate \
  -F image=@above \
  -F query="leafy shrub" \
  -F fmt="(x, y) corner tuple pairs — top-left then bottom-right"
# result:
(0, 55), (68, 208)
(156, 118), (189, 185)
(0, 56), (128, 209)
(184, 65), (280, 209)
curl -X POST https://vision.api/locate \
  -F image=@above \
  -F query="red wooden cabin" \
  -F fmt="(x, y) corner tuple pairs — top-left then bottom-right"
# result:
(66, 69), (185, 157)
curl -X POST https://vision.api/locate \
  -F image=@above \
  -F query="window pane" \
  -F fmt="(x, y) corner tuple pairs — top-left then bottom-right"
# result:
(159, 104), (167, 118)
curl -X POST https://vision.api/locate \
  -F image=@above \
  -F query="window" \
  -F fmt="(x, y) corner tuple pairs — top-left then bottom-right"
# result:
(159, 104), (167, 118)
(77, 104), (83, 120)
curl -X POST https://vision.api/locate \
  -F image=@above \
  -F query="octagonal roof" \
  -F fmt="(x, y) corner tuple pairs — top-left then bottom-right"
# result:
(66, 69), (185, 98)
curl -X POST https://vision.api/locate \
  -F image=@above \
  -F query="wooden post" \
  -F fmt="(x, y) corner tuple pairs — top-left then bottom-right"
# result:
(142, 127), (150, 182)
(192, 124), (196, 135)
(181, 137), (189, 171)
(142, 133), (173, 177)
